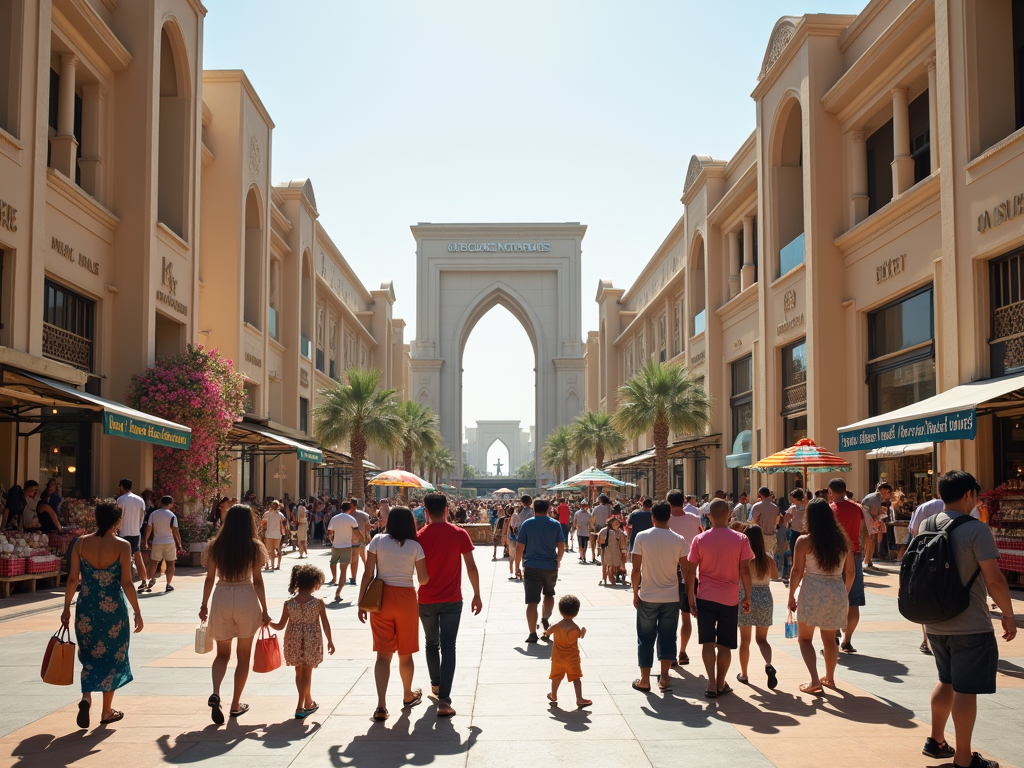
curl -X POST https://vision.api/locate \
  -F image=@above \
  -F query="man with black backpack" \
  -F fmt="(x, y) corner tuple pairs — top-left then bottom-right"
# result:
(900, 471), (1016, 768)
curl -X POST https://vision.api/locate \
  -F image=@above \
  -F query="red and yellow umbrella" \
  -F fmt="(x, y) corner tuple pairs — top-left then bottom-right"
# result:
(367, 469), (435, 490)
(744, 438), (851, 491)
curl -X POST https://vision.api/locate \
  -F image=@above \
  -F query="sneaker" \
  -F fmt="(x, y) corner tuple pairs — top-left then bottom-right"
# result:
(959, 752), (1000, 768)
(165, 584), (174, 592)
(348, 578), (356, 586)
(922, 738), (955, 759)
(526, 633), (539, 644)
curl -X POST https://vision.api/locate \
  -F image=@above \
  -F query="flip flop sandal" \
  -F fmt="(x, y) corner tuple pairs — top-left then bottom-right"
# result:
(373, 707), (389, 721)
(678, 653), (690, 665)
(304, 703), (319, 716)
(577, 699), (593, 708)
(100, 710), (124, 725)
(229, 703), (249, 717)
(658, 683), (673, 692)
(76, 700), (90, 729)
(631, 680), (651, 693)
(736, 674), (750, 684)
(717, 685), (734, 696)
(208, 694), (224, 725)
(403, 690), (423, 708)
(703, 689), (718, 699)
(295, 710), (309, 719)
(799, 684), (824, 695)
(546, 693), (557, 703)
(766, 664), (779, 690)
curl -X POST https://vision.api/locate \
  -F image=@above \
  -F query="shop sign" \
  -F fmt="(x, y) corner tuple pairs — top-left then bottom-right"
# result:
(49, 236), (99, 275)
(0, 199), (17, 232)
(157, 257), (187, 316)
(690, 351), (705, 366)
(297, 447), (321, 464)
(838, 408), (975, 452)
(876, 254), (906, 284)
(104, 411), (191, 449)
(447, 242), (551, 253)
(777, 290), (803, 336)
(978, 193), (1024, 234)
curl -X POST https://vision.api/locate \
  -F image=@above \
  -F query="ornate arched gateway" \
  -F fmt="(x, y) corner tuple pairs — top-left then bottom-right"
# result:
(409, 223), (587, 484)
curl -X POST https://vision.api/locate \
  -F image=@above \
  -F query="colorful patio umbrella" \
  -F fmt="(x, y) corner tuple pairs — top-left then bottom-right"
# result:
(562, 466), (636, 488)
(744, 438), (851, 491)
(493, 487), (516, 496)
(367, 468), (435, 490)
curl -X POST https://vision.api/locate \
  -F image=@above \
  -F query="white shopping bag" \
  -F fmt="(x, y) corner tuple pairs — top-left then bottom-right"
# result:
(195, 621), (213, 654)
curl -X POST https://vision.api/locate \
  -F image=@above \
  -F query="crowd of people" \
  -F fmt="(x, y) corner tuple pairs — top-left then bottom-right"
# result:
(52, 470), (1018, 768)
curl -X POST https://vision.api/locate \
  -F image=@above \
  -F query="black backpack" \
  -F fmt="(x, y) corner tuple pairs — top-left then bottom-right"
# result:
(898, 513), (981, 624)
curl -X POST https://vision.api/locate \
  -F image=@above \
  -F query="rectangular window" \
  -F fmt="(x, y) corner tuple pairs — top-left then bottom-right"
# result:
(42, 278), (94, 371)
(909, 91), (931, 183)
(867, 287), (936, 416)
(243, 382), (257, 415)
(299, 397), (309, 435)
(866, 118), (894, 215)
(990, 249), (1024, 376)
(1016, 0), (1024, 130)
(0, 0), (22, 138)
(729, 354), (753, 499)
(781, 339), (807, 415)
(46, 65), (82, 185)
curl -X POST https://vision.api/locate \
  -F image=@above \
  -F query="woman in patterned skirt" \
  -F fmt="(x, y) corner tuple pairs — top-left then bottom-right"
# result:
(787, 498), (855, 693)
(61, 503), (144, 728)
(736, 524), (778, 688)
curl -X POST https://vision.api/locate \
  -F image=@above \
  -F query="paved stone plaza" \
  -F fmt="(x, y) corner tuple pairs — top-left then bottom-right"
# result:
(0, 546), (1021, 768)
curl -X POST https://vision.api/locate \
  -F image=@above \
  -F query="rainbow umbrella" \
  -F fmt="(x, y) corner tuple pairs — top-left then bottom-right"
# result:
(744, 438), (851, 491)
(367, 468), (435, 490)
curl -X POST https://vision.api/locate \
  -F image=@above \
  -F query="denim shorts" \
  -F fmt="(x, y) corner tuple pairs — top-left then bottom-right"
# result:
(928, 632), (998, 694)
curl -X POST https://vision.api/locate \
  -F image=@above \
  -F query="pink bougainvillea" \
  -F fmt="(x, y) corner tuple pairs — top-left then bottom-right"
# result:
(125, 344), (245, 505)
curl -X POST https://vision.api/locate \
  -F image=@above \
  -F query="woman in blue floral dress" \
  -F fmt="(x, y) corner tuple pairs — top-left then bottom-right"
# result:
(61, 503), (144, 728)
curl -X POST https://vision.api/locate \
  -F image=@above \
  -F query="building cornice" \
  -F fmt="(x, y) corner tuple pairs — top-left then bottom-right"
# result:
(722, 131), (757, 178)
(314, 225), (375, 305)
(681, 155), (727, 205)
(838, 0), (889, 53)
(707, 163), (758, 228)
(410, 222), (587, 240)
(53, 0), (132, 72)
(46, 168), (119, 233)
(595, 278), (625, 304)
(620, 215), (687, 305)
(834, 172), (940, 255)
(202, 70), (275, 130)
(822, 0), (934, 118)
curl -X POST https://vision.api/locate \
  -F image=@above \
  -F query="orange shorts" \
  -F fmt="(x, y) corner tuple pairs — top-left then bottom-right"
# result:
(370, 584), (420, 656)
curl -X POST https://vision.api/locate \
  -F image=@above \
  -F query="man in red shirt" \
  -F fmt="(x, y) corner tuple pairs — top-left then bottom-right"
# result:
(417, 493), (483, 717)
(556, 496), (573, 552)
(828, 477), (866, 653)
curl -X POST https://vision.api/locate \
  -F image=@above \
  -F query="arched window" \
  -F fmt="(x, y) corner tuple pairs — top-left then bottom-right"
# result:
(300, 252), (312, 358)
(243, 188), (262, 329)
(773, 99), (804, 278)
(691, 237), (706, 337)
(157, 24), (191, 239)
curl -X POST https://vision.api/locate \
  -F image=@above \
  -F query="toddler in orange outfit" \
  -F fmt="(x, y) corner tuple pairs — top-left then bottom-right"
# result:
(543, 594), (592, 708)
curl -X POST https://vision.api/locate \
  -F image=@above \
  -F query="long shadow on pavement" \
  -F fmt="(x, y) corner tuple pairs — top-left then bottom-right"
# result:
(547, 701), (592, 732)
(10, 728), (113, 764)
(156, 720), (321, 763)
(834, 652), (910, 684)
(329, 704), (481, 767)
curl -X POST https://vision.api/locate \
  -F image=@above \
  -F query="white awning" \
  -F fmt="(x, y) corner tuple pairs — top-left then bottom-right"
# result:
(865, 442), (934, 459)
(838, 372), (1024, 452)
(605, 449), (655, 471)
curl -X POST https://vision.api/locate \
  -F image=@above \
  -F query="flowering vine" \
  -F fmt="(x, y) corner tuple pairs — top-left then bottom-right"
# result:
(125, 344), (245, 506)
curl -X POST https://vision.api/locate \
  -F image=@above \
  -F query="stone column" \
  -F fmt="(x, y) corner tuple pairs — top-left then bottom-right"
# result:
(926, 56), (938, 173)
(79, 84), (105, 198)
(740, 215), (755, 290)
(728, 231), (740, 299)
(890, 87), (915, 196)
(49, 55), (79, 179)
(850, 131), (869, 225)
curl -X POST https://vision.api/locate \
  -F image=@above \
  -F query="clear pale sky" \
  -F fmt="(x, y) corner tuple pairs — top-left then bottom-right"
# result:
(204, 0), (865, 438)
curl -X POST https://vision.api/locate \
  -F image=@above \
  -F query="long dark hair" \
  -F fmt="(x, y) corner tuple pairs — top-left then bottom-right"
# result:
(94, 503), (121, 537)
(207, 504), (267, 580)
(744, 524), (773, 579)
(385, 507), (417, 545)
(805, 497), (849, 574)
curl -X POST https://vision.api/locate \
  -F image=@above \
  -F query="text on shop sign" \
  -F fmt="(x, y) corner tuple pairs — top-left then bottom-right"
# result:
(50, 236), (99, 275)
(447, 242), (551, 253)
(104, 412), (191, 450)
(978, 193), (1024, 234)
(876, 254), (906, 284)
(838, 408), (975, 452)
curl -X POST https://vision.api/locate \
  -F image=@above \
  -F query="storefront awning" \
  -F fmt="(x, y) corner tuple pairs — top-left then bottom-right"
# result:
(838, 372), (1024, 453)
(0, 369), (191, 449)
(667, 433), (722, 458)
(865, 442), (935, 459)
(319, 447), (380, 471)
(224, 422), (323, 464)
(610, 449), (655, 469)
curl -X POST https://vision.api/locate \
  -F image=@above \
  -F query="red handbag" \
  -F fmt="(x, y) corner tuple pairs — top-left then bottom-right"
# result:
(252, 625), (281, 673)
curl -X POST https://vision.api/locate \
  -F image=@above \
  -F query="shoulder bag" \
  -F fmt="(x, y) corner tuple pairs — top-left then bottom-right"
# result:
(358, 537), (385, 613)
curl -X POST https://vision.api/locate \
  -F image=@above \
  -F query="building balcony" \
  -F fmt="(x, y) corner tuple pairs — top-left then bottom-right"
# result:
(782, 381), (807, 414)
(779, 232), (805, 279)
(300, 334), (312, 359)
(268, 306), (278, 340)
(42, 323), (93, 371)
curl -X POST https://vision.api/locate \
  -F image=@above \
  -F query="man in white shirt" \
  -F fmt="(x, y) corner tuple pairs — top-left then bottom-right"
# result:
(731, 492), (750, 525)
(261, 501), (287, 571)
(683, 495), (700, 517)
(117, 478), (148, 587)
(573, 503), (594, 564)
(667, 490), (703, 666)
(328, 502), (361, 601)
(631, 501), (689, 692)
(142, 496), (181, 592)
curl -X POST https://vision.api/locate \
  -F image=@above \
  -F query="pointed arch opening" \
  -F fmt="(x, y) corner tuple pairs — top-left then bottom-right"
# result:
(690, 235), (706, 337)
(300, 250), (313, 358)
(486, 438), (511, 477)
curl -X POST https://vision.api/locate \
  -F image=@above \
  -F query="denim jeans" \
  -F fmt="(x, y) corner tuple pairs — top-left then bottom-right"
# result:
(636, 600), (680, 669)
(419, 601), (463, 702)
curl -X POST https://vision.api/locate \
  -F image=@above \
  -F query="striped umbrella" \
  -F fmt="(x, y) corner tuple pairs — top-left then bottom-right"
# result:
(744, 438), (851, 491)
(367, 468), (435, 490)
(562, 466), (635, 488)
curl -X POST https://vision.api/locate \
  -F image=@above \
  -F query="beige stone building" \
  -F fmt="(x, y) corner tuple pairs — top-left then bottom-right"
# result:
(588, 0), (1024, 509)
(0, 1), (408, 503)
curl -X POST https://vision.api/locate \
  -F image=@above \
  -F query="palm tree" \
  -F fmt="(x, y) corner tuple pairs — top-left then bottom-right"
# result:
(425, 446), (455, 488)
(568, 423), (589, 475)
(397, 400), (440, 502)
(542, 425), (574, 483)
(314, 367), (403, 501)
(615, 358), (712, 501)
(572, 410), (626, 469)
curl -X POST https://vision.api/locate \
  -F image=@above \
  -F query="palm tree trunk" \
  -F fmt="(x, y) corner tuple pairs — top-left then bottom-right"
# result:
(351, 428), (367, 501)
(402, 448), (413, 503)
(653, 415), (669, 502)
(596, 443), (605, 469)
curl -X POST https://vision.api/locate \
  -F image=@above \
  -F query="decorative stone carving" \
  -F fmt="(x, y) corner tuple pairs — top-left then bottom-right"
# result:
(683, 155), (713, 196)
(762, 20), (797, 77)
(993, 302), (1024, 340)
(248, 135), (261, 176)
